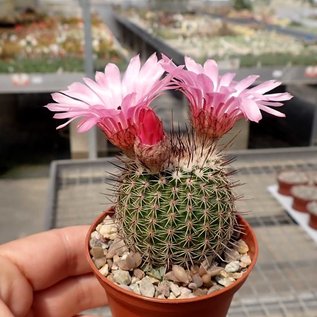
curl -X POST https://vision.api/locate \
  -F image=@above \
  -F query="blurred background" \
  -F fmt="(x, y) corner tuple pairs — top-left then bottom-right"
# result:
(0, 1), (317, 315)
(1, 0), (317, 240)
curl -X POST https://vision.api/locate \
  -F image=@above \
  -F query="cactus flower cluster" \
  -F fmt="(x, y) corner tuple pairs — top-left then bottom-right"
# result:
(46, 53), (292, 268)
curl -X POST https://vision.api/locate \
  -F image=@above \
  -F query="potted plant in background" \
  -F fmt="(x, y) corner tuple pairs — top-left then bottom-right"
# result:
(46, 53), (292, 317)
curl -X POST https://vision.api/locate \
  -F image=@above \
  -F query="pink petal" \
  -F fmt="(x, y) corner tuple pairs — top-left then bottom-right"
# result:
(197, 73), (213, 94)
(77, 117), (99, 132)
(234, 75), (259, 94)
(185, 56), (204, 74)
(56, 117), (78, 129)
(239, 99), (262, 122)
(137, 53), (165, 97)
(63, 82), (102, 105)
(259, 105), (285, 117)
(122, 54), (141, 93)
(219, 72), (236, 87)
(203, 59), (219, 88)
(262, 92), (293, 101)
(260, 101), (284, 107)
(83, 77), (113, 107)
(51, 92), (89, 108)
(248, 80), (281, 94)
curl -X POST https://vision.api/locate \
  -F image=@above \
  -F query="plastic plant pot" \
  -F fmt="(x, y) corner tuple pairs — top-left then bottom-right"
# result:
(291, 185), (317, 213)
(277, 171), (308, 196)
(85, 208), (258, 317)
(308, 201), (317, 230)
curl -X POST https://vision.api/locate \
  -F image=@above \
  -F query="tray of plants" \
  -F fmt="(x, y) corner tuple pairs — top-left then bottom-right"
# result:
(46, 54), (317, 317)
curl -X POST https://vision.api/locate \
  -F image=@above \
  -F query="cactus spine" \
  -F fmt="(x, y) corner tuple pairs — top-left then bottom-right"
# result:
(116, 136), (238, 268)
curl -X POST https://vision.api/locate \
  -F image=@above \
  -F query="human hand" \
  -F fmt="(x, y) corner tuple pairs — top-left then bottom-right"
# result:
(0, 226), (107, 317)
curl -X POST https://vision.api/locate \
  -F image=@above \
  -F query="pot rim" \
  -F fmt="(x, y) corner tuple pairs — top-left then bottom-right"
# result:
(85, 208), (258, 304)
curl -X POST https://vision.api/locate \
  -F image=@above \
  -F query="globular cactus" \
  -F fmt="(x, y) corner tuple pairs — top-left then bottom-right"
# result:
(116, 138), (237, 268)
(46, 53), (292, 270)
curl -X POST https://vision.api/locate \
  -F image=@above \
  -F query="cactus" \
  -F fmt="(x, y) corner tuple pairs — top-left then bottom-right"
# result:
(46, 53), (292, 270)
(116, 137), (237, 268)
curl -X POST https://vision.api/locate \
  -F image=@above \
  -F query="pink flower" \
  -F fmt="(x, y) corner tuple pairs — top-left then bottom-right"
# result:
(46, 53), (171, 155)
(163, 56), (292, 139)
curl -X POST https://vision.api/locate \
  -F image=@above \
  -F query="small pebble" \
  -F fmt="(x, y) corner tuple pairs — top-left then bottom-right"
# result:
(119, 284), (131, 291)
(99, 263), (109, 276)
(139, 277), (155, 297)
(188, 282), (198, 290)
(179, 286), (192, 297)
(93, 257), (107, 269)
(207, 266), (223, 277)
(131, 276), (140, 284)
(172, 265), (190, 284)
(193, 288), (207, 296)
(225, 261), (240, 273)
(157, 281), (170, 297)
(207, 284), (223, 294)
(133, 268), (145, 279)
(117, 253), (136, 271)
(240, 254), (252, 267)
(216, 276), (235, 287)
(164, 271), (178, 282)
(169, 292), (176, 299)
(107, 239), (127, 258)
(236, 239), (249, 254)
(170, 282), (181, 297)
(129, 283), (141, 295)
(90, 246), (105, 259)
(113, 269), (131, 285)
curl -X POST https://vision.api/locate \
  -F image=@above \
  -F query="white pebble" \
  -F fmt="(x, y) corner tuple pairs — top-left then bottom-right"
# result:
(113, 269), (131, 285)
(240, 254), (252, 267)
(170, 282), (181, 297)
(216, 276), (235, 287)
(130, 283), (141, 295)
(188, 283), (198, 290)
(98, 264), (109, 276)
(172, 265), (190, 284)
(139, 277), (155, 297)
(180, 286), (192, 297)
(236, 240), (249, 254)
(225, 261), (240, 273)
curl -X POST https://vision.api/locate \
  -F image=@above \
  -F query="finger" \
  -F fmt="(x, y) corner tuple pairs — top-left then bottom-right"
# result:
(0, 255), (33, 317)
(0, 226), (91, 290)
(32, 274), (108, 317)
(0, 300), (15, 317)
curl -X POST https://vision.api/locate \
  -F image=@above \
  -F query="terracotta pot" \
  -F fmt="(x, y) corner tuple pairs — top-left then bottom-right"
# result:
(86, 209), (258, 317)
(277, 171), (308, 196)
(309, 213), (317, 230)
(277, 179), (293, 196)
(292, 196), (310, 213)
(308, 202), (317, 230)
(291, 186), (317, 213)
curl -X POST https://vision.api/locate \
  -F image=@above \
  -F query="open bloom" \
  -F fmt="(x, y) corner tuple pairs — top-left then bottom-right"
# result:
(163, 56), (292, 139)
(46, 53), (171, 155)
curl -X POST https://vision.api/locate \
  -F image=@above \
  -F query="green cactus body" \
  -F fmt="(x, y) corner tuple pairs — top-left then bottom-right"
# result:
(116, 141), (237, 268)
